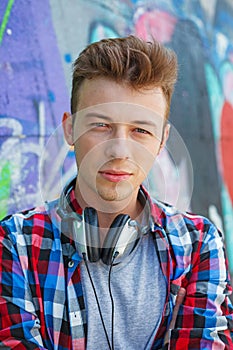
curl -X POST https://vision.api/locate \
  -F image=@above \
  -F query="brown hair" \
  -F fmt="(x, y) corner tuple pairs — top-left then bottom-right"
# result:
(71, 35), (178, 119)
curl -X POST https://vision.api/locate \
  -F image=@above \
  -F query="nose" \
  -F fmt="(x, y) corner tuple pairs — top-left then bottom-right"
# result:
(104, 137), (132, 159)
(104, 127), (131, 159)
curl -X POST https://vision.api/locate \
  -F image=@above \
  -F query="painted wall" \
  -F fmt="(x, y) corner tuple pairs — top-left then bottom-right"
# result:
(0, 0), (233, 276)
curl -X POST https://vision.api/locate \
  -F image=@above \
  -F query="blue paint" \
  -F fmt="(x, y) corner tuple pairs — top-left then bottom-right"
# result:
(64, 53), (72, 63)
(172, 0), (185, 10)
(48, 90), (55, 102)
(89, 22), (119, 43)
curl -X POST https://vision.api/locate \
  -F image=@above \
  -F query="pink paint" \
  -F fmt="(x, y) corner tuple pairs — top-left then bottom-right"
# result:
(220, 101), (233, 205)
(135, 9), (177, 43)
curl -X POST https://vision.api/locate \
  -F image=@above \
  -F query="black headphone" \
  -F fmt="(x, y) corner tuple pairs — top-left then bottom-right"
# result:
(57, 179), (145, 265)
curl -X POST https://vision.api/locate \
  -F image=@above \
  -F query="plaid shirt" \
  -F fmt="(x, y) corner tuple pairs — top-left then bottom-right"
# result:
(0, 184), (233, 349)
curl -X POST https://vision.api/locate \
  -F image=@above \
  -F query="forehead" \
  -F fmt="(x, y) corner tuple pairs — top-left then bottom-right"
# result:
(76, 77), (167, 120)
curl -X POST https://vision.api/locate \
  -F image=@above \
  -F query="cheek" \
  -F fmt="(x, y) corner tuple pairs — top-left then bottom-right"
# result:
(74, 135), (96, 159)
(132, 142), (159, 169)
(74, 138), (106, 174)
(74, 139), (91, 168)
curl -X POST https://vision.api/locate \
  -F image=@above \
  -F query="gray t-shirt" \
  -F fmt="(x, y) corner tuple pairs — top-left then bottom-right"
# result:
(80, 232), (166, 349)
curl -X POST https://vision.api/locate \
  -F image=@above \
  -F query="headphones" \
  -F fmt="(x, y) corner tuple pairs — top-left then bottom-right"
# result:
(57, 179), (147, 265)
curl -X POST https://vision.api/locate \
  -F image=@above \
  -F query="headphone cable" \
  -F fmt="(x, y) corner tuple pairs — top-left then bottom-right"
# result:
(82, 253), (112, 350)
(108, 251), (119, 350)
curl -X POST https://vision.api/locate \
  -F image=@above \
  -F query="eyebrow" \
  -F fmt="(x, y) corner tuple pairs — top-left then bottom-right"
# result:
(84, 113), (159, 128)
(132, 120), (158, 128)
(84, 113), (112, 121)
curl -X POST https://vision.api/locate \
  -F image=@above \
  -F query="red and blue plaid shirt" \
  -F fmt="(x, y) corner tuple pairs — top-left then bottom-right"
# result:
(0, 184), (233, 349)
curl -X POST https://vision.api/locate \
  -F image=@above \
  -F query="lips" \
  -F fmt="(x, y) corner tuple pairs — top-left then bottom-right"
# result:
(99, 169), (132, 183)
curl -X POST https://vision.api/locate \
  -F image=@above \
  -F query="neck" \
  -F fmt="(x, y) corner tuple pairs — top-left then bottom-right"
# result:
(74, 182), (143, 229)
(96, 199), (143, 228)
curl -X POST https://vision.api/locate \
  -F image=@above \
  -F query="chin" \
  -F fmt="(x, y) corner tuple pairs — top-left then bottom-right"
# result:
(97, 192), (117, 201)
(97, 186), (134, 202)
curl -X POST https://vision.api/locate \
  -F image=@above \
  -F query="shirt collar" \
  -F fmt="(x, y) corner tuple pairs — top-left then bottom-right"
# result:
(65, 179), (167, 230)
(139, 185), (167, 229)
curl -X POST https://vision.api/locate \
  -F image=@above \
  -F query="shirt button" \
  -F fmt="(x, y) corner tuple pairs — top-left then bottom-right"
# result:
(68, 260), (75, 268)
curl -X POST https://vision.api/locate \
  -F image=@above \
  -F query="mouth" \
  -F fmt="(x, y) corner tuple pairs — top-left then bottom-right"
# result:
(98, 169), (132, 183)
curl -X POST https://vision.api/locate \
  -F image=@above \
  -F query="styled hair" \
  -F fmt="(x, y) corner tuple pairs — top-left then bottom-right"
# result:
(71, 35), (178, 118)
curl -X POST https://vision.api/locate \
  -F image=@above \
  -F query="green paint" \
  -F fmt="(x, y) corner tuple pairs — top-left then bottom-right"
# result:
(0, 162), (11, 219)
(90, 25), (118, 44)
(0, 0), (15, 45)
(204, 63), (223, 141)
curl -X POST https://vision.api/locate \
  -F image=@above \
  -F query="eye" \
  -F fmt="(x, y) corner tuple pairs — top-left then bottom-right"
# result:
(91, 122), (109, 128)
(134, 127), (150, 135)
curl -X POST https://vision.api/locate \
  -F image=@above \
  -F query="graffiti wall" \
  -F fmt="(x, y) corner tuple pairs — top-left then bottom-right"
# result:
(0, 0), (233, 275)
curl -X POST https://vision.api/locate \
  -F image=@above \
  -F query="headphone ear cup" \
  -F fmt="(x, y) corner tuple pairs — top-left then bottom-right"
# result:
(84, 207), (101, 262)
(101, 214), (130, 265)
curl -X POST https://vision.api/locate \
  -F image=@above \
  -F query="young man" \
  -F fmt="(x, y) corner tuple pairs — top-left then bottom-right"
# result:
(0, 36), (232, 349)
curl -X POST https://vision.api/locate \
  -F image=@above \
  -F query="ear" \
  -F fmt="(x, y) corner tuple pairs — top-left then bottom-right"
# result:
(158, 123), (170, 154)
(62, 112), (73, 146)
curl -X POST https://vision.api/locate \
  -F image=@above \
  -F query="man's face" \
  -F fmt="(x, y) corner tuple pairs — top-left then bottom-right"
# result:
(63, 77), (168, 208)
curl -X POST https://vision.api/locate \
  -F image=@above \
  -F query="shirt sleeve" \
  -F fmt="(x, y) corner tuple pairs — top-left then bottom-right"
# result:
(169, 222), (233, 349)
(0, 225), (47, 350)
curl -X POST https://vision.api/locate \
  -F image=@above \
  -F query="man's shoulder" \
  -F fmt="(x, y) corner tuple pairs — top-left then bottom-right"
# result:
(0, 199), (59, 238)
(149, 198), (224, 266)
(150, 196), (217, 235)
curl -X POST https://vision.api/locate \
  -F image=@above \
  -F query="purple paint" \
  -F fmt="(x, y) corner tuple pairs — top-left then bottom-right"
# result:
(0, 1), (69, 214)
(0, 1), (69, 133)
